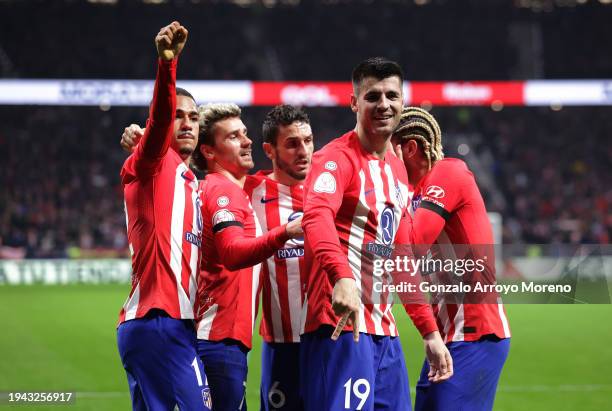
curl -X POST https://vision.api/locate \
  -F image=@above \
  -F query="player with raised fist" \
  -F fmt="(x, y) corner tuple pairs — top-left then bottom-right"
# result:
(116, 22), (211, 411)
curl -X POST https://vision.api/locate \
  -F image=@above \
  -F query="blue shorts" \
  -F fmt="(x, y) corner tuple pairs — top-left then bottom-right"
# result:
(116, 311), (212, 411)
(197, 339), (248, 411)
(260, 341), (302, 411)
(415, 336), (510, 411)
(300, 326), (411, 411)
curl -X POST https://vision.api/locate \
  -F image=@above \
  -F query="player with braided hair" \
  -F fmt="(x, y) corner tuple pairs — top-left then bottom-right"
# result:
(392, 107), (511, 411)
(393, 106), (443, 170)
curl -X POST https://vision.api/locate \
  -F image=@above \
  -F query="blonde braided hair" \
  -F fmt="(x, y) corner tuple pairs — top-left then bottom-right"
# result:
(393, 106), (443, 170)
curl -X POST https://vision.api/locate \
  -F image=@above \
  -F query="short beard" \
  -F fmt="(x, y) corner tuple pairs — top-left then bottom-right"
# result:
(179, 147), (194, 156)
(277, 156), (306, 181)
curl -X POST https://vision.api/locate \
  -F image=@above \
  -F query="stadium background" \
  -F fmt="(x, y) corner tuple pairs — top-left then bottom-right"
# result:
(0, 0), (611, 410)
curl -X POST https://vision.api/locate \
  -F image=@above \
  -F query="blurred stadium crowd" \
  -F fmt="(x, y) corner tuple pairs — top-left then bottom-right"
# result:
(0, 0), (611, 258)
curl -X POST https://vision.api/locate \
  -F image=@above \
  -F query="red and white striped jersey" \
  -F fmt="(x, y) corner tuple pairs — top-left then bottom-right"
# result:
(301, 131), (438, 337)
(244, 171), (305, 343)
(119, 58), (201, 324)
(410, 158), (511, 342)
(195, 173), (290, 349)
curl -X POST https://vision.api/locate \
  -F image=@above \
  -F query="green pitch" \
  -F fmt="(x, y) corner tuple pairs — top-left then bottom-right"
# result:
(1, 284), (611, 410)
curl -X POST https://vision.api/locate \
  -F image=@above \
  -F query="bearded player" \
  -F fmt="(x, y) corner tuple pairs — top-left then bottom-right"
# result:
(244, 105), (313, 410)
(117, 22), (211, 411)
(191, 103), (303, 411)
(392, 107), (511, 411)
(300, 58), (453, 411)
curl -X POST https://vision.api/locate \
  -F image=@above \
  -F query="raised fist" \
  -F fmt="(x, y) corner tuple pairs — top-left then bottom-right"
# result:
(120, 124), (144, 153)
(155, 21), (188, 61)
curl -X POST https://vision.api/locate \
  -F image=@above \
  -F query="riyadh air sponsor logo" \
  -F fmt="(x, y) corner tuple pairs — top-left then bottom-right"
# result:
(366, 242), (393, 258)
(185, 232), (201, 248)
(276, 248), (305, 259)
(281, 85), (339, 106)
(426, 185), (445, 199)
(380, 207), (395, 246)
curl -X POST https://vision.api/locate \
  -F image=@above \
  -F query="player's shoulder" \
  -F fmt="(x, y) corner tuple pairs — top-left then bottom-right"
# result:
(386, 149), (409, 176)
(120, 153), (136, 179)
(202, 173), (247, 205)
(243, 172), (269, 197)
(430, 158), (472, 181)
(246, 170), (270, 186)
(121, 147), (180, 181)
(437, 158), (468, 171)
(312, 130), (357, 168)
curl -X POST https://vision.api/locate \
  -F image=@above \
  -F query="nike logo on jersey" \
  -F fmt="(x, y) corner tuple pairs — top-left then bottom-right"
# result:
(260, 197), (278, 204)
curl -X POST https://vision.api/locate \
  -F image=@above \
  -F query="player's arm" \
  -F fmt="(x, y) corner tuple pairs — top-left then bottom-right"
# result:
(132, 22), (187, 175)
(214, 219), (301, 271)
(205, 183), (300, 271)
(302, 152), (354, 284)
(302, 151), (360, 342)
(410, 163), (465, 252)
(395, 213), (453, 383)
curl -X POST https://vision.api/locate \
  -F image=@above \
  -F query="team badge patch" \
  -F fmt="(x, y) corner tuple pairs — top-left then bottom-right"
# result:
(216, 196), (230, 207)
(313, 172), (336, 193)
(201, 387), (212, 409)
(324, 161), (338, 171)
(212, 209), (236, 226)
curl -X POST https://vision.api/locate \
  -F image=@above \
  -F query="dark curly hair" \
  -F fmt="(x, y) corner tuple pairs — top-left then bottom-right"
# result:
(261, 104), (310, 146)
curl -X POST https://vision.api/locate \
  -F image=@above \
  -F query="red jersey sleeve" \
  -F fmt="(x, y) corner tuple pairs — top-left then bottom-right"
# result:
(419, 160), (466, 220)
(123, 58), (177, 179)
(411, 160), (466, 246)
(410, 208), (447, 250)
(302, 149), (355, 284)
(204, 178), (289, 271)
(395, 211), (439, 337)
